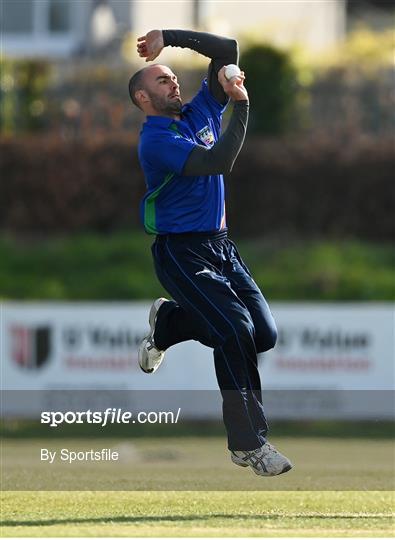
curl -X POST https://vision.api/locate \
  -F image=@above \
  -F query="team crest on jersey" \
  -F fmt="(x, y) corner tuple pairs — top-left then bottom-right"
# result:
(196, 125), (215, 147)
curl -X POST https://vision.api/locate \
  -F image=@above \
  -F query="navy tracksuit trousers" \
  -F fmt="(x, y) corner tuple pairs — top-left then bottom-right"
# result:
(151, 230), (278, 451)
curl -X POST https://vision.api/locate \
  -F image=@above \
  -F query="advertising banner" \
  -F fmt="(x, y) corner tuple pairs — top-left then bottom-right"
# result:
(1, 302), (394, 419)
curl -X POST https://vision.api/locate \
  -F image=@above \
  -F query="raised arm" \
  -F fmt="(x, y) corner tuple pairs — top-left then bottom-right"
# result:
(137, 29), (238, 104)
(182, 66), (249, 176)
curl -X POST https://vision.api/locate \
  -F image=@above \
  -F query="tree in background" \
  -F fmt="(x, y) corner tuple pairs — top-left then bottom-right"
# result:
(240, 44), (298, 136)
(0, 60), (50, 134)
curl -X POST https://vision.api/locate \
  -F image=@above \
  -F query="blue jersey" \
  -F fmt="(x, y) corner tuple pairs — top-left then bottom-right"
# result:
(138, 79), (228, 234)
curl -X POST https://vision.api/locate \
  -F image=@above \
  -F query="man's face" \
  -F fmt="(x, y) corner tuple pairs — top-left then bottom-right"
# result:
(142, 65), (182, 116)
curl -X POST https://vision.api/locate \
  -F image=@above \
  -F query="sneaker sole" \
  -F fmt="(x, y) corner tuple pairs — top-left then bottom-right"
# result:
(251, 462), (293, 477)
(231, 453), (293, 476)
(138, 298), (168, 374)
(138, 338), (154, 374)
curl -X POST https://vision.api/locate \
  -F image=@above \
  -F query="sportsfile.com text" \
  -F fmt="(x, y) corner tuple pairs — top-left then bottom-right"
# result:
(41, 408), (181, 427)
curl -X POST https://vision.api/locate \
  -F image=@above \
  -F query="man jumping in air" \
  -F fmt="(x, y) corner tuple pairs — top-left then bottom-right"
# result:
(129, 29), (292, 476)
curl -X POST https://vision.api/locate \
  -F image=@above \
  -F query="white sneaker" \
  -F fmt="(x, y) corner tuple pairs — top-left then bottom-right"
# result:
(231, 442), (293, 476)
(138, 297), (168, 374)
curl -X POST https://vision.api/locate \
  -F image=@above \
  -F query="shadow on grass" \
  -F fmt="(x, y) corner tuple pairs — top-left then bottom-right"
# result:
(1, 513), (390, 527)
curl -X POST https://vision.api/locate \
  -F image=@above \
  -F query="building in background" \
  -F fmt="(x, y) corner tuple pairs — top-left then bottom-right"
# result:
(0, 0), (133, 58)
(1, 0), (348, 59)
(2, 0), (394, 60)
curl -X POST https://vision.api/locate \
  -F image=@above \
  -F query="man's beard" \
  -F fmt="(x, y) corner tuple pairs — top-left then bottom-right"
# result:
(148, 91), (182, 116)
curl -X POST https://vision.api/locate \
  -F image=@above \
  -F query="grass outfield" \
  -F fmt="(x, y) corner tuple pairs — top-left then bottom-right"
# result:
(1, 436), (394, 537)
(1, 490), (394, 537)
(2, 436), (394, 491)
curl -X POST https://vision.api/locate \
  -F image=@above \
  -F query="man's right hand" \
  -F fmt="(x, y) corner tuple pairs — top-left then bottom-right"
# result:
(137, 30), (164, 62)
(218, 66), (249, 102)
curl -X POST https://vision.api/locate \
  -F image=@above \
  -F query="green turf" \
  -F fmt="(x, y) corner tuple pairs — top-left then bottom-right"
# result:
(2, 436), (394, 536)
(1, 437), (394, 491)
(1, 490), (393, 537)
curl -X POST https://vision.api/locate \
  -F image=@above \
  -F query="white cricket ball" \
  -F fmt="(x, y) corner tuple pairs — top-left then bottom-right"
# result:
(225, 64), (241, 81)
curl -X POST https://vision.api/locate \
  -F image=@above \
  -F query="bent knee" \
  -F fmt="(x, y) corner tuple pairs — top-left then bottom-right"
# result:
(267, 325), (278, 349)
(256, 323), (278, 352)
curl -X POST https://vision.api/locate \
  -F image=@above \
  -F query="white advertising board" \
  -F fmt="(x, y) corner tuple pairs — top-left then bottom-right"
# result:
(262, 303), (395, 391)
(1, 302), (394, 419)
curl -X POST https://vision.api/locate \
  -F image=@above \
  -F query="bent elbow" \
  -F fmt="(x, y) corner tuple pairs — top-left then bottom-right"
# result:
(228, 38), (238, 53)
(224, 38), (239, 63)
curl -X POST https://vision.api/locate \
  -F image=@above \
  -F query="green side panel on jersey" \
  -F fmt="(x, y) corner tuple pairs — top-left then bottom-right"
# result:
(144, 172), (175, 234)
(169, 122), (181, 134)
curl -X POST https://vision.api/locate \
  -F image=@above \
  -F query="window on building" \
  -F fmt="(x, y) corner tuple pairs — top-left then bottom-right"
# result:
(1, 0), (34, 33)
(346, 0), (395, 31)
(1, 0), (72, 35)
(347, 0), (395, 11)
(48, 0), (71, 33)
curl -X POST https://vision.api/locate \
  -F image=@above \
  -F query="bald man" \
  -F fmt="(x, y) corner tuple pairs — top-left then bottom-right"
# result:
(129, 29), (292, 477)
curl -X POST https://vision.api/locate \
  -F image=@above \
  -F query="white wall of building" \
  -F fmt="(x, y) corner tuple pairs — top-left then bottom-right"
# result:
(1, 0), (133, 58)
(1, 0), (346, 59)
(1, 0), (91, 57)
(202, 0), (346, 52)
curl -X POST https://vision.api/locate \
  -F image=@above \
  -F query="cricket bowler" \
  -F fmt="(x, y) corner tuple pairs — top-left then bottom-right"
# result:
(129, 29), (292, 476)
